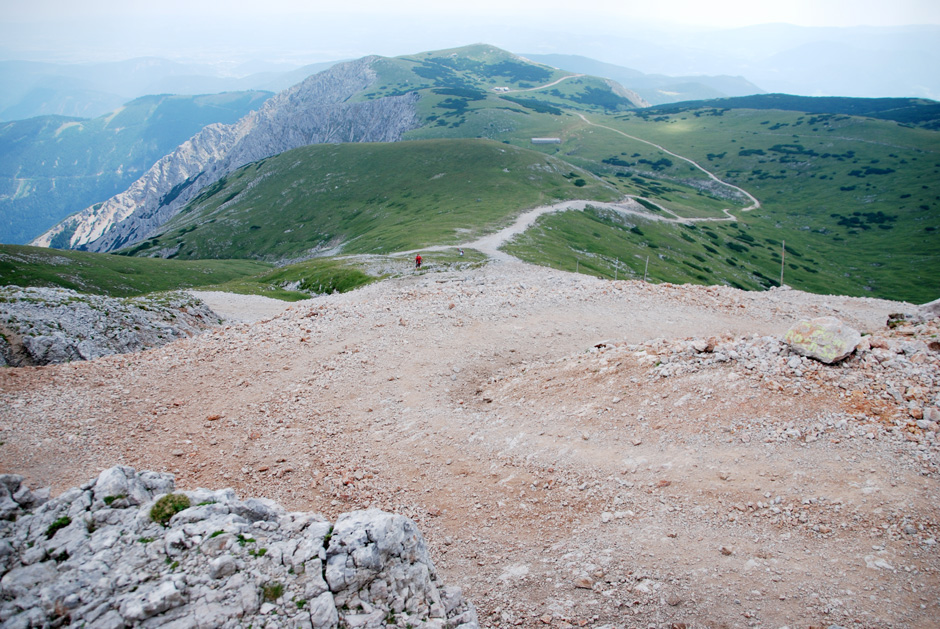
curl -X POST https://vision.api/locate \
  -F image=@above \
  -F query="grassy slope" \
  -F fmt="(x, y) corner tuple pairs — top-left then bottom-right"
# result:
(645, 94), (940, 129)
(204, 259), (377, 302)
(110, 45), (650, 265)
(399, 84), (750, 220)
(207, 249), (487, 301)
(0, 245), (271, 297)
(122, 44), (937, 303)
(504, 208), (819, 293)
(2, 46), (639, 300)
(505, 108), (939, 303)
(120, 139), (619, 261)
(11, 45), (936, 304)
(0, 91), (272, 244)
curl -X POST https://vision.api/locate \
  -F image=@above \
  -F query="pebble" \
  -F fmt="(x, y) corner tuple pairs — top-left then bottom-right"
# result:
(612, 315), (940, 473)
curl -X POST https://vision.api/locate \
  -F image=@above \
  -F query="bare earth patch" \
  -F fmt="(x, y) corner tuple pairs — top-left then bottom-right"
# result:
(188, 290), (303, 323)
(2, 260), (937, 628)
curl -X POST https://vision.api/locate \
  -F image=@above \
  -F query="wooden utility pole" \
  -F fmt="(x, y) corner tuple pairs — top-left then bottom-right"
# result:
(780, 240), (786, 287)
(644, 256), (649, 282)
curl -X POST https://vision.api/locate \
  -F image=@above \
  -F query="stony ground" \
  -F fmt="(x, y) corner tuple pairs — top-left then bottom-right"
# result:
(2, 259), (938, 628)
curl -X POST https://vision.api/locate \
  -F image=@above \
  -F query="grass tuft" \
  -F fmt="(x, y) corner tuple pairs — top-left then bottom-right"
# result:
(149, 494), (191, 527)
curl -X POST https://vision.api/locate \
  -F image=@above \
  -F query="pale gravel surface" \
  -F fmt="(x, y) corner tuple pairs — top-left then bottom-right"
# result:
(2, 259), (938, 628)
(188, 290), (309, 323)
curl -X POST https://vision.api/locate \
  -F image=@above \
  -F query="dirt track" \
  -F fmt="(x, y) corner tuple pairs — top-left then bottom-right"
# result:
(2, 259), (938, 628)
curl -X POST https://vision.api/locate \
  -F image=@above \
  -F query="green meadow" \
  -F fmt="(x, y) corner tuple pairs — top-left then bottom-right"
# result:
(118, 139), (618, 262)
(0, 245), (271, 297)
(10, 46), (938, 303)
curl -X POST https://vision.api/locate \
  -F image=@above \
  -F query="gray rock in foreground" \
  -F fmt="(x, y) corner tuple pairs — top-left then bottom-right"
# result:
(916, 297), (940, 321)
(0, 286), (220, 366)
(0, 467), (478, 628)
(783, 316), (862, 364)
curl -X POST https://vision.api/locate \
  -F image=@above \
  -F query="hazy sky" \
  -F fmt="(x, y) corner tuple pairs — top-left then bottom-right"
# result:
(3, 0), (939, 65)
(7, 0), (940, 28)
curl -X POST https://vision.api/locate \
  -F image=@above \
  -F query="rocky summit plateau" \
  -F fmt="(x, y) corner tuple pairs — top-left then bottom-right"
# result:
(1, 259), (939, 627)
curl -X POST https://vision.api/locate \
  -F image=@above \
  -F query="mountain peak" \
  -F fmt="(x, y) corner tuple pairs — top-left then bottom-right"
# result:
(32, 46), (645, 253)
(32, 55), (421, 252)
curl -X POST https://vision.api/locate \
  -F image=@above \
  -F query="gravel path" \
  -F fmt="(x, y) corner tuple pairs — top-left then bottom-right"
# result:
(577, 112), (761, 218)
(187, 290), (309, 323)
(3, 259), (937, 628)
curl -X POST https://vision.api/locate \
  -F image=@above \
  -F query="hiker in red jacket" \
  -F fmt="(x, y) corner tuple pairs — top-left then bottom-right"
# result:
(415, 254), (422, 269)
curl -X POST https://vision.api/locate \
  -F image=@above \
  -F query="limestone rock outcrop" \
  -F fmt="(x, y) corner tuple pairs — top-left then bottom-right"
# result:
(0, 286), (219, 366)
(921, 297), (940, 319)
(0, 467), (478, 629)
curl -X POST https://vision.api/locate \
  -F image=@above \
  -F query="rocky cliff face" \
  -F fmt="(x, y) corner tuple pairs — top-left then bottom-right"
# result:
(604, 79), (651, 109)
(0, 467), (478, 628)
(0, 287), (219, 366)
(31, 57), (421, 253)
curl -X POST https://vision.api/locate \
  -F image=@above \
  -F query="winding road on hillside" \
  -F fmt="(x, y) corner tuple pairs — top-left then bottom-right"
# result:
(508, 73), (761, 219)
(396, 198), (671, 262)
(401, 108), (764, 263)
(459, 198), (673, 260)
(575, 112), (762, 219)
(363, 74), (766, 266)
(503, 73), (585, 93)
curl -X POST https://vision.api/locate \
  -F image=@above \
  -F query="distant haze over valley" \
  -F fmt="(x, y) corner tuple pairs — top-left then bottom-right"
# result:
(1, 20), (938, 120)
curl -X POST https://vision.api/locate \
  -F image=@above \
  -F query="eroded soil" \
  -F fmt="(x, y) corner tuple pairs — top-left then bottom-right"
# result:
(2, 260), (938, 628)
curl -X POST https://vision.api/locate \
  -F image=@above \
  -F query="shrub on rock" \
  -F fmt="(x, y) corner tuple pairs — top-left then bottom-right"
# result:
(149, 493), (191, 526)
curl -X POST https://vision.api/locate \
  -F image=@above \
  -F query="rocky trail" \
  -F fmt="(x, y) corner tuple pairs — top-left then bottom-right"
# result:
(2, 257), (939, 628)
(393, 108), (766, 261)
(397, 198), (664, 263)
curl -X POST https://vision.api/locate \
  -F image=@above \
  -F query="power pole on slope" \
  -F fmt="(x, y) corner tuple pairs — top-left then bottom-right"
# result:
(780, 240), (786, 287)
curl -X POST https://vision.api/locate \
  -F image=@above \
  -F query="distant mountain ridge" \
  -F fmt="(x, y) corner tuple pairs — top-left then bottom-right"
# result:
(0, 90), (273, 244)
(644, 93), (940, 128)
(4, 21), (937, 123)
(540, 23), (940, 100)
(32, 45), (643, 253)
(0, 58), (337, 122)
(523, 53), (764, 105)
(32, 56), (422, 252)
